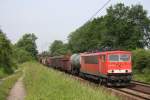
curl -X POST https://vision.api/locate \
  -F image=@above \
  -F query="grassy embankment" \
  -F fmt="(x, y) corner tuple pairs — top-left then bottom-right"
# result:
(133, 73), (150, 83)
(132, 49), (150, 83)
(23, 62), (118, 100)
(0, 68), (9, 79)
(0, 70), (22, 100)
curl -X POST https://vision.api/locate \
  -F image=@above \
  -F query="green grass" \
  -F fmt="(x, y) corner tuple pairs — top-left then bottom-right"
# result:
(134, 73), (150, 84)
(23, 62), (118, 100)
(0, 68), (8, 79)
(133, 68), (150, 84)
(0, 70), (22, 100)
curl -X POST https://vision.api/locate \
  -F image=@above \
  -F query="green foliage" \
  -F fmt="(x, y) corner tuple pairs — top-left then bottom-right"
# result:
(68, 18), (106, 53)
(68, 3), (150, 53)
(132, 49), (150, 83)
(0, 68), (8, 78)
(105, 4), (150, 49)
(49, 40), (70, 56)
(16, 33), (38, 59)
(12, 46), (34, 64)
(132, 49), (150, 73)
(134, 71), (150, 83)
(0, 30), (14, 74)
(23, 62), (118, 100)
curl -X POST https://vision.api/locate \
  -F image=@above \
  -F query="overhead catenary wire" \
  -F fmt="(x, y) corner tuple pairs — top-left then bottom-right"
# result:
(89, 0), (111, 21)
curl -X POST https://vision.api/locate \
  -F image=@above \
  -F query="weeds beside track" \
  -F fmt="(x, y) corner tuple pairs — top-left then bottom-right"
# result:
(23, 62), (118, 100)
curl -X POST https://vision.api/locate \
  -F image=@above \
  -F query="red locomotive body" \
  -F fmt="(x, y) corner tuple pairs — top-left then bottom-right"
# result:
(80, 51), (132, 86)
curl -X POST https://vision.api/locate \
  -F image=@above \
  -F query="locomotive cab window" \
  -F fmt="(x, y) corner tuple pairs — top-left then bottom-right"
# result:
(109, 54), (130, 62)
(120, 54), (130, 62)
(109, 55), (119, 62)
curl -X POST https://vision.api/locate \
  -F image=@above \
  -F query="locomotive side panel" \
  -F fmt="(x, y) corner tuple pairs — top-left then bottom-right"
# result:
(80, 55), (99, 76)
(99, 55), (107, 75)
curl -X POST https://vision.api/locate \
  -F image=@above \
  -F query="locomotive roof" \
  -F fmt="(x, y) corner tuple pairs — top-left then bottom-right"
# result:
(80, 50), (131, 56)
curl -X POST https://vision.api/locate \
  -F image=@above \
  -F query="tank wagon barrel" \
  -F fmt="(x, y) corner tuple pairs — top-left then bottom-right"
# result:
(70, 54), (81, 75)
(70, 54), (80, 68)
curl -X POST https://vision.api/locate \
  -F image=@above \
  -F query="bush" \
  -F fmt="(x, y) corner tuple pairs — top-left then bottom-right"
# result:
(132, 49), (150, 73)
(12, 46), (34, 64)
(0, 30), (14, 74)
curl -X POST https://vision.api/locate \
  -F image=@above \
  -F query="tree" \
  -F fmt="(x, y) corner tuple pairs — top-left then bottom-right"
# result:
(105, 3), (150, 49)
(49, 40), (70, 56)
(12, 46), (34, 64)
(0, 30), (13, 73)
(128, 5), (150, 49)
(68, 18), (106, 53)
(132, 49), (150, 73)
(16, 33), (38, 59)
(68, 3), (150, 53)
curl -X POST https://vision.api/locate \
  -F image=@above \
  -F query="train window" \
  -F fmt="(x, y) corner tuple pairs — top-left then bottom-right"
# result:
(109, 55), (119, 62)
(120, 54), (130, 61)
(109, 54), (130, 62)
(84, 56), (98, 64)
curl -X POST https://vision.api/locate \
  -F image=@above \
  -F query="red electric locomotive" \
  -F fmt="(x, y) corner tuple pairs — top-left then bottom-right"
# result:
(71, 50), (132, 86)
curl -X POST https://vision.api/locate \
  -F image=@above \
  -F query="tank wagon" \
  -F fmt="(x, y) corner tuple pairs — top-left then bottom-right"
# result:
(40, 50), (132, 86)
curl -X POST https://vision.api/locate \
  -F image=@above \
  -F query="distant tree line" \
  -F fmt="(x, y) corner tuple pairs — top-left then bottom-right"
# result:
(49, 40), (71, 56)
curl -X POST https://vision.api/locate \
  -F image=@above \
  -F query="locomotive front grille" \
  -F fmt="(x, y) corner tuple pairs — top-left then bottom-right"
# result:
(107, 73), (132, 85)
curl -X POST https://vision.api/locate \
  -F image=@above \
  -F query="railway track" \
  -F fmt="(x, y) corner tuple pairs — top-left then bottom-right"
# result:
(114, 81), (150, 100)
(131, 81), (150, 87)
(67, 72), (150, 100)
(67, 75), (150, 99)
(120, 81), (150, 100)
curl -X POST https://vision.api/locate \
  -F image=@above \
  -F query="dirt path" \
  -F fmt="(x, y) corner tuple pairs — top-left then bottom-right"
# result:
(7, 70), (26, 100)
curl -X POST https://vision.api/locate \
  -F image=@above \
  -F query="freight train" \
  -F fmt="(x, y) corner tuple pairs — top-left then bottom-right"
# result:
(39, 50), (132, 86)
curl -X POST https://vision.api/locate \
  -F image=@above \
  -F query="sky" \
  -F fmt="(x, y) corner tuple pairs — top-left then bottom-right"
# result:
(0, 0), (150, 52)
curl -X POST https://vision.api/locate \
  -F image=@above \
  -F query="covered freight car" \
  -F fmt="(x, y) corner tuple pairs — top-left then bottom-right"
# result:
(50, 55), (71, 72)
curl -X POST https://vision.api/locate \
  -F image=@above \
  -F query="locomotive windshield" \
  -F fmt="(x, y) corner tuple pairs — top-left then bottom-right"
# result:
(120, 54), (130, 61)
(109, 55), (119, 61)
(109, 54), (130, 62)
